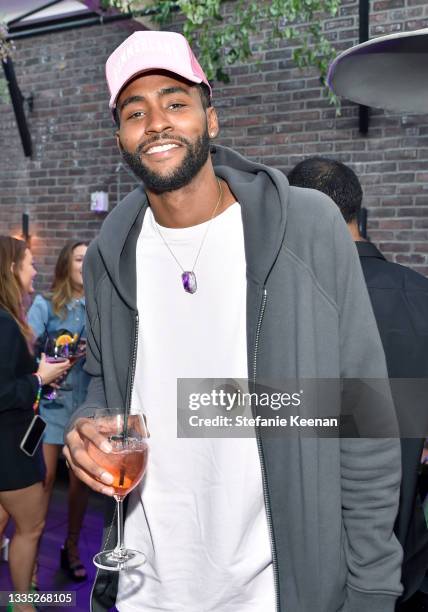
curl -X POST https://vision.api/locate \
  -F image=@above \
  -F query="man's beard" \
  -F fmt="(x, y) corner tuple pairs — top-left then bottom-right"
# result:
(120, 125), (211, 194)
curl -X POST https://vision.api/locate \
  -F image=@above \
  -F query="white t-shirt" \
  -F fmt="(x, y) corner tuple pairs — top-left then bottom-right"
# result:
(117, 203), (274, 612)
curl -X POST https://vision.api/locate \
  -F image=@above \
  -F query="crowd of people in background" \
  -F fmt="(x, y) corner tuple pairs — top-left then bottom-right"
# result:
(28, 241), (90, 584)
(0, 238), (90, 612)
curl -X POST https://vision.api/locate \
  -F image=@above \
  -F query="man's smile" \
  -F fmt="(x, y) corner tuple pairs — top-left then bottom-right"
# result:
(140, 137), (184, 153)
(144, 143), (182, 161)
(146, 143), (180, 155)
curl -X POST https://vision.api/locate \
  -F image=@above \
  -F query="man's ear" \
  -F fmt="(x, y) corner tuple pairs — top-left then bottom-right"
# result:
(10, 262), (15, 274)
(207, 107), (219, 139)
(116, 132), (123, 154)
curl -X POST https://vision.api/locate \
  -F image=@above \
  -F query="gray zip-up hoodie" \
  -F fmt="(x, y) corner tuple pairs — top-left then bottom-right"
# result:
(80, 145), (402, 612)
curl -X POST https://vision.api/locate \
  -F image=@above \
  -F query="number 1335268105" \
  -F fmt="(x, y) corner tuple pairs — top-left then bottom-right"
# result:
(1, 591), (75, 606)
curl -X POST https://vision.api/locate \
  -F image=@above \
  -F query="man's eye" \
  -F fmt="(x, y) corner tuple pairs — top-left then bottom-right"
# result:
(169, 103), (185, 110)
(128, 110), (145, 119)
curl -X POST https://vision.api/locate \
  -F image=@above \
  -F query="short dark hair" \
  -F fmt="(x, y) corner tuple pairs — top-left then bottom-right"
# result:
(197, 83), (212, 110)
(288, 157), (363, 223)
(113, 82), (212, 128)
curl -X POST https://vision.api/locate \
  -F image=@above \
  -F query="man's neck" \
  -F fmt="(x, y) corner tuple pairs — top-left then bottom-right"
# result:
(146, 164), (236, 229)
(347, 220), (367, 242)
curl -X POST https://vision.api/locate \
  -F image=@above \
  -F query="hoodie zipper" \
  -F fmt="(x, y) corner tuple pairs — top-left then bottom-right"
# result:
(125, 312), (139, 421)
(253, 288), (280, 612)
(90, 312), (140, 612)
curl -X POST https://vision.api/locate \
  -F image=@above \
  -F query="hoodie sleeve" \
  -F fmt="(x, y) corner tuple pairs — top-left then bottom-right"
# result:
(82, 242), (103, 379)
(65, 242), (107, 433)
(332, 213), (403, 611)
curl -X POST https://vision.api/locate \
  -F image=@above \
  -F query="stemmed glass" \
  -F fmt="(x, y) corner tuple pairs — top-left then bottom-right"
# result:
(60, 336), (86, 391)
(68, 337), (86, 366)
(43, 333), (85, 396)
(43, 337), (69, 400)
(85, 408), (149, 571)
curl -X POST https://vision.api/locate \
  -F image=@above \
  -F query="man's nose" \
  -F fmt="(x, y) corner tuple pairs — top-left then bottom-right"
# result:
(145, 107), (172, 134)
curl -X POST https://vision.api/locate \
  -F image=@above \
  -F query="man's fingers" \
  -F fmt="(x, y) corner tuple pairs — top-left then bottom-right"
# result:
(77, 419), (113, 453)
(73, 444), (115, 483)
(62, 443), (115, 496)
(64, 423), (114, 489)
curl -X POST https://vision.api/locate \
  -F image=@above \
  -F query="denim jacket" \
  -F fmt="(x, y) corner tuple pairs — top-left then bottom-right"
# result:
(28, 294), (90, 409)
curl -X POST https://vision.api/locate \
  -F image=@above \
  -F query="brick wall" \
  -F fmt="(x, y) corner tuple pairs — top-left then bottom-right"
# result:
(0, 0), (427, 293)
(0, 19), (144, 290)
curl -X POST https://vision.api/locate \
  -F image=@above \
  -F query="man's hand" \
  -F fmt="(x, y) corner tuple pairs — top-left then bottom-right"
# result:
(63, 418), (115, 496)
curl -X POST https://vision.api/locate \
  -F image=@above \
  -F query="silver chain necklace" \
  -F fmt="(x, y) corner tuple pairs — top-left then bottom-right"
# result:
(153, 178), (223, 294)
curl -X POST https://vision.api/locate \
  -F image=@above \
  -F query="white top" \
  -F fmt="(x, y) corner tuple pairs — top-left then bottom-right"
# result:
(117, 202), (275, 612)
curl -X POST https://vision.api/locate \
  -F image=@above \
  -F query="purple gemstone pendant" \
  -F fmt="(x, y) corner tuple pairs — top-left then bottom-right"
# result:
(181, 271), (197, 294)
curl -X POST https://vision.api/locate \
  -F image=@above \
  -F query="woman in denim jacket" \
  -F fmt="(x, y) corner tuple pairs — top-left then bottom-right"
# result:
(28, 241), (90, 582)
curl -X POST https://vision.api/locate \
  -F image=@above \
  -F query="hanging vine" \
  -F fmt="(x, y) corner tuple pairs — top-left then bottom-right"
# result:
(99, 0), (341, 104)
(0, 22), (15, 101)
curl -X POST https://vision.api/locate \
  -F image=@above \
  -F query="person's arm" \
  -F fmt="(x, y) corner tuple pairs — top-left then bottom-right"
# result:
(27, 294), (49, 339)
(73, 240), (107, 415)
(333, 212), (403, 612)
(0, 316), (38, 413)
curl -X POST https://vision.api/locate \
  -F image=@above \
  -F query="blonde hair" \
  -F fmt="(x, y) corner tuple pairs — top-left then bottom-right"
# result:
(50, 241), (87, 318)
(0, 236), (34, 349)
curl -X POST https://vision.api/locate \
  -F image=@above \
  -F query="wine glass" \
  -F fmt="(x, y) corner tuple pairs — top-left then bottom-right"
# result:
(43, 336), (69, 400)
(60, 336), (86, 391)
(68, 337), (86, 366)
(86, 408), (149, 571)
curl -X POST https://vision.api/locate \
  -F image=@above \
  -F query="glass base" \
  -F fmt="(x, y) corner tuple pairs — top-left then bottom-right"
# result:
(93, 548), (146, 572)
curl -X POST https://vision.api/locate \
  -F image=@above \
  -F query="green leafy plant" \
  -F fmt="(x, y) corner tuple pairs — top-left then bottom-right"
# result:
(100, 0), (341, 105)
(0, 21), (14, 101)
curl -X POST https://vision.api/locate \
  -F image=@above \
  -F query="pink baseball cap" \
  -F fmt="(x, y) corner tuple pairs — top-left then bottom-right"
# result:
(106, 30), (212, 110)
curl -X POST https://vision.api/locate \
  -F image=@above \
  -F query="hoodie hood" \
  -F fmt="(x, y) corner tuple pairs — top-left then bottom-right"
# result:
(97, 145), (289, 309)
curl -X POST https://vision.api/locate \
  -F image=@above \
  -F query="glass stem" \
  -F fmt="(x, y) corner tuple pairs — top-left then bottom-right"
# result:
(114, 496), (125, 557)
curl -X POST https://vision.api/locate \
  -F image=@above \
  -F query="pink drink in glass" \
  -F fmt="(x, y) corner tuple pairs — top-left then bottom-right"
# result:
(87, 438), (148, 497)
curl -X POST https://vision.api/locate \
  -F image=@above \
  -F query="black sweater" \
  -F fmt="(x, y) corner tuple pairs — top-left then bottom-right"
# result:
(0, 307), (38, 414)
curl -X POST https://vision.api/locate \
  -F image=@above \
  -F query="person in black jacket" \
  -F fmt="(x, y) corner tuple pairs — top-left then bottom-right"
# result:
(288, 157), (428, 610)
(0, 236), (70, 611)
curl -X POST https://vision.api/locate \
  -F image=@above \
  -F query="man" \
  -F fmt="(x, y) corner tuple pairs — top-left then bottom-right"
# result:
(288, 156), (428, 610)
(64, 30), (402, 612)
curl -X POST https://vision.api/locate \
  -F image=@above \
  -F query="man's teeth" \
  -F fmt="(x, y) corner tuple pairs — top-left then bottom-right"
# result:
(147, 143), (179, 154)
